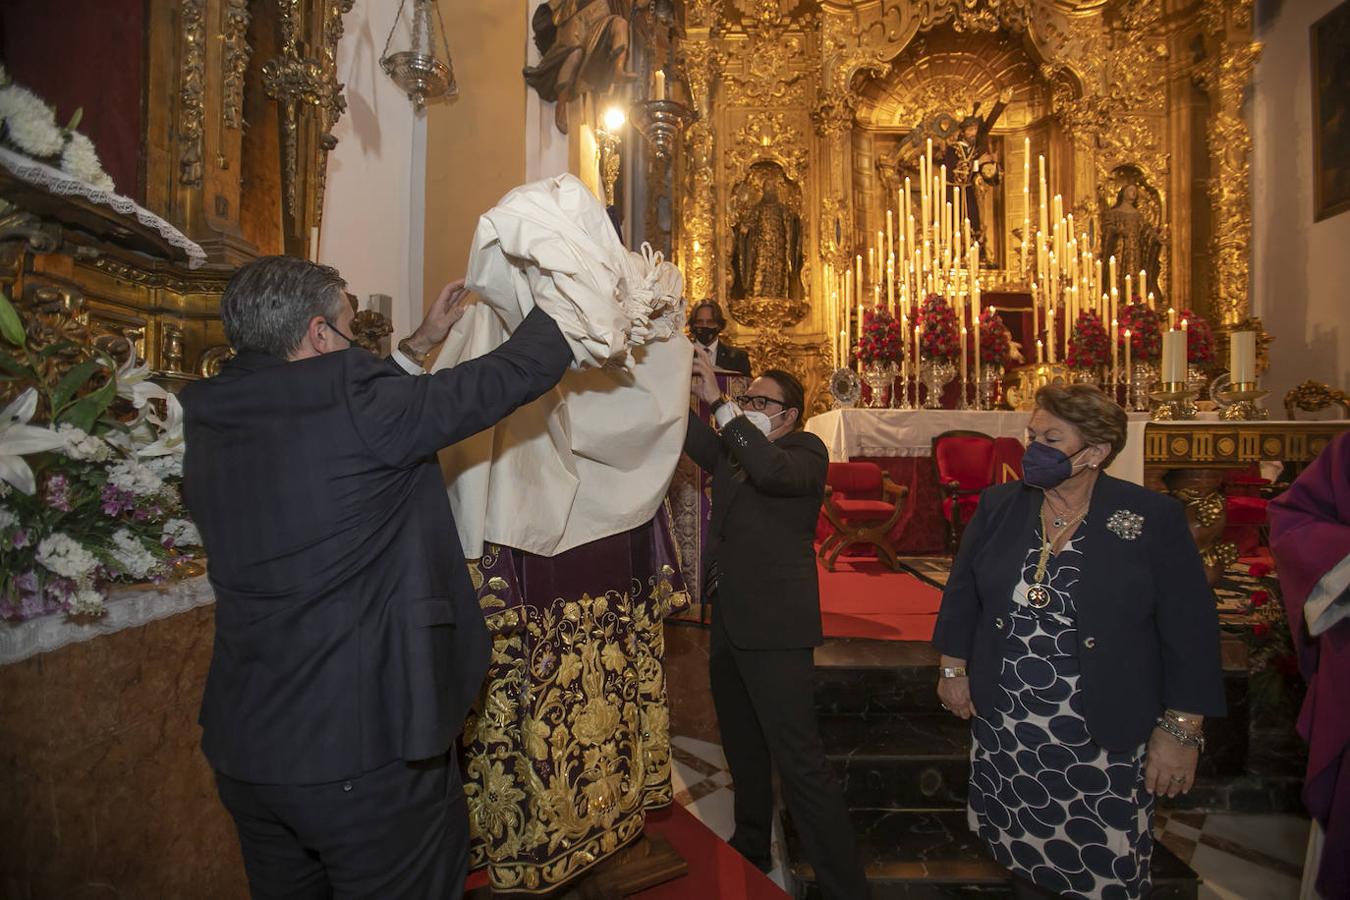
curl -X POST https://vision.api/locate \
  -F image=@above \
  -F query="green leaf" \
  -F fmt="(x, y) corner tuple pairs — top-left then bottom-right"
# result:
(0, 351), (35, 381)
(51, 360), (102, 412)
(66, 108), (84, 132)
(34, 341), (79, 360)
(55, 373), (116, 432)
(0, 290), (24, 346)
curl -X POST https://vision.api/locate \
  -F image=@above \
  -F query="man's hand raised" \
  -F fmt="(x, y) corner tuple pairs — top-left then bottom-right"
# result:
(406, 280), (473, 358)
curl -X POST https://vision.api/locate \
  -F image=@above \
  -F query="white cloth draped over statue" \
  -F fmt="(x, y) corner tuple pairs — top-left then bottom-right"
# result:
(434, 174), (692, 558)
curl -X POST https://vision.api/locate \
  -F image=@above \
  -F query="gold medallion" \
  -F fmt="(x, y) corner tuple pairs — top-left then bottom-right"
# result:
(1026, 585), (1051, 609)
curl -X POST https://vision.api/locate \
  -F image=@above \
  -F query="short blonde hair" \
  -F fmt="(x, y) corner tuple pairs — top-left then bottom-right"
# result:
(1034, 384), (1128, 467)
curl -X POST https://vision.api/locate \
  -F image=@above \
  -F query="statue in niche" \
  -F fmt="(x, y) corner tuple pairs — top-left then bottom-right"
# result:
(1100, 183), (1163, 301)
(941, 88), (1010, 260)
(731, 167), (803, 300)
(524, 0), (646, 133)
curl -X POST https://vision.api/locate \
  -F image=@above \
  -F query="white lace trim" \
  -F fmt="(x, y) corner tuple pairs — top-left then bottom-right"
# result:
(0, 576), (214, 665)
(0, 146), (207, 269)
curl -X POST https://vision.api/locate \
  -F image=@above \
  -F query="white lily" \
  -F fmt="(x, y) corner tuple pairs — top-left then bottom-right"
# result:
(134, 393), (184, 459)
(0, 388), (69, 494)
(115, 355), (170, 411)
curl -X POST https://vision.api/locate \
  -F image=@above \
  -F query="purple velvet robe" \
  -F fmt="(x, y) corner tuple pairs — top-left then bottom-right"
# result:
(1268, 432), (1350, 899)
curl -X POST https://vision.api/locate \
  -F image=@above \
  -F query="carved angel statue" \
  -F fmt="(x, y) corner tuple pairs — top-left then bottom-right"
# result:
(732, 177), (802, 300)
(524, 0), (645, 133)
(1100, 183), (1163, 301)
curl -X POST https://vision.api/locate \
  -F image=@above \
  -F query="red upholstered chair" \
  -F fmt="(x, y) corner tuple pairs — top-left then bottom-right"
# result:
(1223, 465), (1285, 552)
(818, 462), (909, 571)
(933, 430), (996, 554)
(991, 437), (1025, 484)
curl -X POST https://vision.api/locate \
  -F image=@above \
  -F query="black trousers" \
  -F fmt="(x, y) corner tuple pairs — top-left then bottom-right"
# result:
(710, 610), (869, 900)
(215, 754), (467, 899)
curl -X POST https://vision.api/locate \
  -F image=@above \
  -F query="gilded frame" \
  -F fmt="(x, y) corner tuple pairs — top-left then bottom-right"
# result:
(1312, 0), (1350, 222)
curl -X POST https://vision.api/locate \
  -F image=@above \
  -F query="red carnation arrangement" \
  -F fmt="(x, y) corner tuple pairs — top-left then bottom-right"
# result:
(918, 294), (960, 362)
(853, 306), (904, 365)
(1118, 301), (1162, 361)
(978, 308), (1011, 368)
(1178, 309), (1215, 365)
(1066, 310), (1111, 369)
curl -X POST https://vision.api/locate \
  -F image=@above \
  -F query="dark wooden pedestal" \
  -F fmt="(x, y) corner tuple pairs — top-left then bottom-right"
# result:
(468, 833), (688, 899)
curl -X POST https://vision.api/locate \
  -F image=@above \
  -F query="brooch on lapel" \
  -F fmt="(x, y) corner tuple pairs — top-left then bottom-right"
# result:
(1106, 509), (1144, 540)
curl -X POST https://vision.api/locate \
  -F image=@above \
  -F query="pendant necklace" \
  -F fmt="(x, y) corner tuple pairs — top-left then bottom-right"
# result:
(1026, 501), (1088, 609)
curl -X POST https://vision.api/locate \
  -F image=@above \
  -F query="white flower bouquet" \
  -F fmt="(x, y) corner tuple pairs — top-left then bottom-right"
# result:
(0, 64), (114, 191)
(0, 289), (199, 620)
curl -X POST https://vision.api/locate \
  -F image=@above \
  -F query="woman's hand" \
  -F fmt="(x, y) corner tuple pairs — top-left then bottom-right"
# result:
(1144, 727), (1200, 798)
(936, 656), (976, 719)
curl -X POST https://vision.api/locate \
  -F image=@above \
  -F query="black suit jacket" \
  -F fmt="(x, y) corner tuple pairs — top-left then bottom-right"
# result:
(182, 307), (571, 784)
(932, 475), (1227, 751)
(684, 412), (827, 649)
(714, 341), (751, 377)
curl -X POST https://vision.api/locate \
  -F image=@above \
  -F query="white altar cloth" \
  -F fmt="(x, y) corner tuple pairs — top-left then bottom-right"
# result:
(804, 408), (1152, 485)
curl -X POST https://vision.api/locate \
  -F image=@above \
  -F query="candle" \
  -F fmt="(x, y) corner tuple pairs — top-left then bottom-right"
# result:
(1181, 318), (1189, 332)
(309, 226), (320, 262)
(855, 255), (863, 297)
(1161, 330), (1186, 384)
(1124, 328), (1132, 382)
(1031, 280), (1040, 347)
(901, 313), (909, 387)
(887, 255), (895, 311)
(1231, 331), (1256, 383)
(869, 247), (876, 286)
(1167, 307), (1176, 330)
(1037, 339), (1044, 364)
(1038, 154), (1048, 238)
(1111, 317), (1119, 386)
(1047, 305), (1056, 364)
(1109, 255), (1118, 299)
(1138, 270), (1147, 302)
(1147, 291), (1156, 310)
(654, 69), (665, 101)
(887, 209), (894, 264)
(1125, 274), (1132, 304)
(914, 325), (922, 370)
(960, 326), (968, 385)
(857, 297), (864, 375)
(973, 281), (982, 390)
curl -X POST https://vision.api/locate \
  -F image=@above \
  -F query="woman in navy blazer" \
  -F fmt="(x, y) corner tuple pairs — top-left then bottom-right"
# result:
(933, 385), (1226, 900)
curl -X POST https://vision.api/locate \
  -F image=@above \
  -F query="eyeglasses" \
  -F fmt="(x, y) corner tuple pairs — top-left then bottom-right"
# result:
(736, 394), (786, 412)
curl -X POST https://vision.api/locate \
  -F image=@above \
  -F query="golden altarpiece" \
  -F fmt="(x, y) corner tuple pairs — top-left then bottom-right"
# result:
(658, 0), (1263, 413)
(0, 0), (353, 382)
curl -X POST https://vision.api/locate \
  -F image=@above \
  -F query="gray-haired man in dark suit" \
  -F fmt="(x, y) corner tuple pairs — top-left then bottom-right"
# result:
(182, 255), (572, 898)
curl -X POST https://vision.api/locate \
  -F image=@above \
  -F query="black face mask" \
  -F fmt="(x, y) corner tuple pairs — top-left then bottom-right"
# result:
(692, 326), (720, 346)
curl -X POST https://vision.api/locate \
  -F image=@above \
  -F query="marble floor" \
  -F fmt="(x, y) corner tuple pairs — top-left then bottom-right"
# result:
(669, 732), (1314, 899)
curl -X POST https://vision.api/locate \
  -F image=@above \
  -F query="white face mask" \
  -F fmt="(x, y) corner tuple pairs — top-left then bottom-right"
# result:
(744, 409), (786, 437)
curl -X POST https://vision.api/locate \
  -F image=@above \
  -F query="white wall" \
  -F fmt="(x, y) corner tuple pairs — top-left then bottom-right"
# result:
(524, 2), (569, 184)
(319, 0), (426, 338)
(1251, 0), (1350, 406)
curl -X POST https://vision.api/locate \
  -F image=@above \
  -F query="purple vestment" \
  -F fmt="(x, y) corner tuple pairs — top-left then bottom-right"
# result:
(1268, 431), (1350, 899)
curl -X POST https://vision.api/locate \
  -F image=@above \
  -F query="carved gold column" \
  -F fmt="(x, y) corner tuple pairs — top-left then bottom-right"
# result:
(1200, 0), (1260, 326)
(677, 34), (719, 304)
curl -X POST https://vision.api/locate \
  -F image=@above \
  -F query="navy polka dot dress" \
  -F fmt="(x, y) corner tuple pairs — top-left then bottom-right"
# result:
(968, 525), (1155, 899)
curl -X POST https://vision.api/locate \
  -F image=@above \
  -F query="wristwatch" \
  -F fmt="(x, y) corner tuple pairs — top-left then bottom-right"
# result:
(397, 336), (430, 367)
(939, 666), (967, 679)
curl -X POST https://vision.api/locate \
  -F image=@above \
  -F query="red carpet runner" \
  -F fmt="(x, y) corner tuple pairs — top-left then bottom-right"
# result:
(817, 557), (944, 642)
